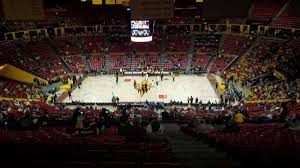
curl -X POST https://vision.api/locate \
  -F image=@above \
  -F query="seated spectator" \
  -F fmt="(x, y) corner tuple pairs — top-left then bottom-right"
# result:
(96, 117), (106, 135)
(203, 119), (215, 134)
(40, 110), (49, 126)
(259, 114), (274, 123)
(234, 111), (245, 124)
(147, 120), (164, 134)
(214, 118), (226, 131)
(75, 113), (84, 130)
(288, 115), (300, 130)
(279, 103), (289, 122)
(6, 113), (17, 130)
(0, 113), (7, 129)
(223, 121), (240, 132)
(19, 113), (35, 130)
(125, 119), (146, 142)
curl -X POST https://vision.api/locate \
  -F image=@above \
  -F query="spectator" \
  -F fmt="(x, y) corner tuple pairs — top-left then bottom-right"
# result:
(96, 117), (106, 135)
(6, 113), (17, 130)
(146, 119), (164, 135)
(19, 113), (35, 130)
(125, 119), (146, 142)
(0, 113), (6, 128)
(234, 111), (245, 124)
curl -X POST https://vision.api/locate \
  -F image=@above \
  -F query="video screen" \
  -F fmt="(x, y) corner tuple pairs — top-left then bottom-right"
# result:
(131, 29), (150, 37)
(131, 20), (150, 29)
(131, 20), (152, 42)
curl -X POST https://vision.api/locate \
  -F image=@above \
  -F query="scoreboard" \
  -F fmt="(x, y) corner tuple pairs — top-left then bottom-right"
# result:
(131, 20), (153, 42)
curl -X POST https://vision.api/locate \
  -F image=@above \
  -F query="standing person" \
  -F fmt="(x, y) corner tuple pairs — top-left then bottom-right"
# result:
(78, 81), (81, 89)
(160, 72), (164, 81)
(142, 84), (146, 94)
(145, 83), (148, 93)
(195, 97), (199, 104)
(220, 94), (223, 104)
(137, 84), (141, 94)
(172, 72), (175, 82)
(79, 76), (82, 86)
(68, 90), (72, 101)
(143, 83), (146, 93)
(158, 112), (162, 122)
(190, 96), (194, 105)
(72, 76), (76, 85)
(145, 73), (149, 81)
(116, 72), (119, 84)
(116, 97), (120, 105)
(134, 80), (137, 89)
(112, 96), (116, 107)
(53, 94), (57, 103)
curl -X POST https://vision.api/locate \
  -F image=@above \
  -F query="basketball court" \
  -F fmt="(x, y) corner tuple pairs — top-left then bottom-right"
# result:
(63, 75), (219, 104)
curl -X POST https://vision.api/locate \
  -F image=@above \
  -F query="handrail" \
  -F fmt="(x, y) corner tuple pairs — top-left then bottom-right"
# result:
(3, 23), (300, 42)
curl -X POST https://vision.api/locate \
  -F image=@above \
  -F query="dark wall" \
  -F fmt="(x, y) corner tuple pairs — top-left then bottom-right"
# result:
(289, 0), (300, 17)
(44, 0), (81, 8)
(202, 0), (252, 19)
(174, 0), (196, 8)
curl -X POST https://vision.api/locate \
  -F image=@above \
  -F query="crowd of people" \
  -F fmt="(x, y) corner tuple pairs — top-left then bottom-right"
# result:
(1, 1), (299, 167)
(0, 99), (170, 142)
(224, 35), (300, 102)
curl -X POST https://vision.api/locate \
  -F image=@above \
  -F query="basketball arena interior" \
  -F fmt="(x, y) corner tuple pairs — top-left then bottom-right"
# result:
(0, 0), (300, 167)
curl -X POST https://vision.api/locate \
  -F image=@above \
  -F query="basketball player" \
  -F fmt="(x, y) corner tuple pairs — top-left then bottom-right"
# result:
(134, 80), (137, 89)
(68, 90), (72, 101)
(172, 72), (175, 82)
(116, 72), (119, 84)
(145, 73), (149, 81)
(160, 72), (164, 81)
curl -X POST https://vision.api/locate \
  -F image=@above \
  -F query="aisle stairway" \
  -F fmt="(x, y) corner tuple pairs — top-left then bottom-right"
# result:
(271, 0), (291, 23)
(185, 34), (196, 73)
(160, 53), (166, 69)
(81, 55), (91, 73)
(185, 54), (193, 74)
(221, 36), (260, 73)
(159, 28), (167, 69)
(76, 36), (91, 73)
(104, 34), (111, 73)
(206, 54), (217, 73)
(163, 124), (240, 168)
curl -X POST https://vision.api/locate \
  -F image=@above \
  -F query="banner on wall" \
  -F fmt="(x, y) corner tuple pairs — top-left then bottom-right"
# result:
(106, 0), (116, 5)
(116, 0), (129, 5)
(2, 0), (45, 20)
(92, 0), (103, 5)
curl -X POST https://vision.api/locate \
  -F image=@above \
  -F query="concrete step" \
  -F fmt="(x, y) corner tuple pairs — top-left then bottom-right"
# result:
(172, 142), (210, 148)
(173, 146), (216, 152)
(182, 159), (239, 168)
(174, 151), (227, 159)
(163, 123), (240, 168)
